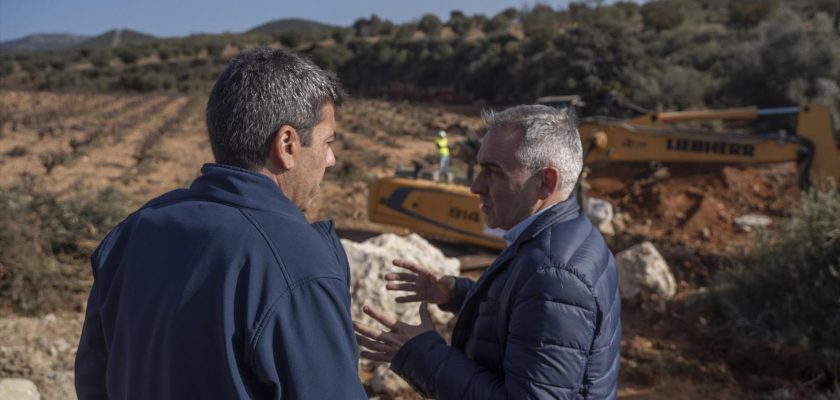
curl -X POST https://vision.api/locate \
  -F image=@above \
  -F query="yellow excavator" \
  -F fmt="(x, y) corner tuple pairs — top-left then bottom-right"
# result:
(368, 103), (840, 249)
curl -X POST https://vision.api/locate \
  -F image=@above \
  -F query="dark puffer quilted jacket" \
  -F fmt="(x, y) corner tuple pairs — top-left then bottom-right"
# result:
(391, 198), (621, 399)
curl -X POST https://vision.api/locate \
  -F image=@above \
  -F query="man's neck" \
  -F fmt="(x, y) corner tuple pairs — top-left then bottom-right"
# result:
(532, 191), (566, 215)
(503, 204), (557, 246)
(502, 193), (567, 246)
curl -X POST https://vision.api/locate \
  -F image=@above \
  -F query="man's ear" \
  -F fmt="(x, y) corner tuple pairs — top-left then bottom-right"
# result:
(538, 167), (560, 200)
(269, 125), (299, 170)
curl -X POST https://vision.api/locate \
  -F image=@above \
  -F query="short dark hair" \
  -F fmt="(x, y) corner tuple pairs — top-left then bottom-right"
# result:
(206, 48), (345, 169)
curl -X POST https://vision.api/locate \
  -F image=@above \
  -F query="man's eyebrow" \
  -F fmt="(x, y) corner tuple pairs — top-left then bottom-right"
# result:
(479, 161), (502, 170)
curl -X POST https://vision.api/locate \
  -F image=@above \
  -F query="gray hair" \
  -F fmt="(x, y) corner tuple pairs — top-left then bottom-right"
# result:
(481, 105), (583, 199)
(206, 48), (345, 169)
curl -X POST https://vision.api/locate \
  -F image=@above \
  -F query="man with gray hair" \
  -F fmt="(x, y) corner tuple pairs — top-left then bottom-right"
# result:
(355, 105), (621, 398)
(75, 48), (367, 399)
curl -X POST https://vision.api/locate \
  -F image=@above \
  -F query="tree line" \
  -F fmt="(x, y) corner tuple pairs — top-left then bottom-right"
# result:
(1, 0), (838, 119)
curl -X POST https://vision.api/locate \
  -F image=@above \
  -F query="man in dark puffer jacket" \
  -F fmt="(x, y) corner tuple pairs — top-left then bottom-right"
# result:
(354, 105), (621, 399)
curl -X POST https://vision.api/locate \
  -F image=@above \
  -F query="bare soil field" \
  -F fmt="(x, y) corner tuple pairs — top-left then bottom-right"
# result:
(0, 89), (812, 398)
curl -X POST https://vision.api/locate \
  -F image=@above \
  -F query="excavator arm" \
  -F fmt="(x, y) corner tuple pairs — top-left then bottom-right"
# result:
(581, 103), (839, 189)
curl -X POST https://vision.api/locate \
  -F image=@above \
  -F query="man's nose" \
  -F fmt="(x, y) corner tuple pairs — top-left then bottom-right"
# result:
(326, 148), (336, 168)
(470, 174), (484, 194)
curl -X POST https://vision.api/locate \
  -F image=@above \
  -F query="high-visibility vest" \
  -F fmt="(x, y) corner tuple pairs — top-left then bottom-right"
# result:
(435, 137), (449, 157)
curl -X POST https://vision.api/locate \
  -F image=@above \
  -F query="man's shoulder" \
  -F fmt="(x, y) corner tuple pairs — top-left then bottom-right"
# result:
(518, 213), (615, 290)
(136, 188), (192, 211)
(122, 191), (345, 282)
(243, 211), (347, 282)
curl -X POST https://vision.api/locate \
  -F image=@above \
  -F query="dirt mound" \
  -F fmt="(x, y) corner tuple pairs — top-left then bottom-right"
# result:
(587, 162), (800, 255)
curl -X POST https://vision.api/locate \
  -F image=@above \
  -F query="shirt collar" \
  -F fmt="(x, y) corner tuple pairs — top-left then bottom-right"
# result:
(502, 205), (554, 247)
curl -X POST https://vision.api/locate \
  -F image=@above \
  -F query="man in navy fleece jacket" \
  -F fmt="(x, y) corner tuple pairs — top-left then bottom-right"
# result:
(75, 48), (367, 399)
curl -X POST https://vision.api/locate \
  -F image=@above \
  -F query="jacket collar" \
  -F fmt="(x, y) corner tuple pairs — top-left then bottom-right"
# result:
(188, 163), (307, 223)
(511, 196), (581, 248)
(452, 197), (582, 347)
(467, 197), (582, 299)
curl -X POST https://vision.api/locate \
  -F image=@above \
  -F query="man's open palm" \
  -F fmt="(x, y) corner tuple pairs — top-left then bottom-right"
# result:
(385, 259), (455, 305)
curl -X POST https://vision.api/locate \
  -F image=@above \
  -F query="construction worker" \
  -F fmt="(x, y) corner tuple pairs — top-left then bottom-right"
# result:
(435, 130), (449, 179)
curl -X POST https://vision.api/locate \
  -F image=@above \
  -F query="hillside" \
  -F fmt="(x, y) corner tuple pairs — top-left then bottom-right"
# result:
(247, 17), (336, 35)
(0, 33), (89, 54)
(77, 28), (156, 48)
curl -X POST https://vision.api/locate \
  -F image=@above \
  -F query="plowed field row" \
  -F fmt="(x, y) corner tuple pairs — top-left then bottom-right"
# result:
(0, 92), (195, 198)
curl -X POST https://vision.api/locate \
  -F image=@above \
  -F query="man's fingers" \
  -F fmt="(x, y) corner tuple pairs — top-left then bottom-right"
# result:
(394, 295), (421, 303)
(355, 334), (394, 353)
(363, 305), (398, 329)
(392, 259), (432, 275)
(386, 282), (417, 291)
(354, 321), (402, 345)
(360, 351), (393, 362)
(384, 272), (417, 282)
(353, 321), (386, 341)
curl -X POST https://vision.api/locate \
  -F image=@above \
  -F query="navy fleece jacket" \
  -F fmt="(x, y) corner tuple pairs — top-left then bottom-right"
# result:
(75, 163), (366, 399)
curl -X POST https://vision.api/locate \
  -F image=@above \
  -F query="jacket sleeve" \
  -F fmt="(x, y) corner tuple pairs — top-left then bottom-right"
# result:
(250, 277), (367, 400)
(438, 277), (473, 314)
(391, 266), (600, 400)
(75, 225), (125, 400)
(74, 277), (108, 400)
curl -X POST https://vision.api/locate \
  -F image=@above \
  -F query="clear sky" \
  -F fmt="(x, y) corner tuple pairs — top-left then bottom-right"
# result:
(0, 0), (580, 42)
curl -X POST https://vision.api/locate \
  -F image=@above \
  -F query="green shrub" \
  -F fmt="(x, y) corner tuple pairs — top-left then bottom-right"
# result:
(118, 69), (176, 91)
(331, 28), (353, 44)
(40, 70), (84, 90)
(418, 14), (443, 38)
(0, 60), (14, 77)
(158, 48), (173, 61)
(448, 10), (473, 36)
(0, 179), (128, 314)
(48, 57), (67, 71)
(641, 0), (685, 31)
(277, 31), (303, 48)
(714, 185), (840, 381)
(729, 0), (781, 28)
(115, 47), (141, 64)
(88, 49), (112, 68)
(308, 44), (353, 71)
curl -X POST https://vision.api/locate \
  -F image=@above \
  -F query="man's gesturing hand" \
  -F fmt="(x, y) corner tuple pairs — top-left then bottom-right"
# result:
(354, 303), (435, 363)
(385, 259), (455, 305)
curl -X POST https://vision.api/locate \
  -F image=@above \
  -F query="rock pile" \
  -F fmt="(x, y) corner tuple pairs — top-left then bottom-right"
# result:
(342, 233), (460, 398)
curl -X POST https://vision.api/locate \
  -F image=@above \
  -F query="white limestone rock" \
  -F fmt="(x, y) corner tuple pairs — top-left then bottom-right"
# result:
(734, 214), (772, 232)
(0, 378), (41, 400)
(583, 197), (615, 236)
(342, 233), (460, 396)
(615, 241), (676, 300)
